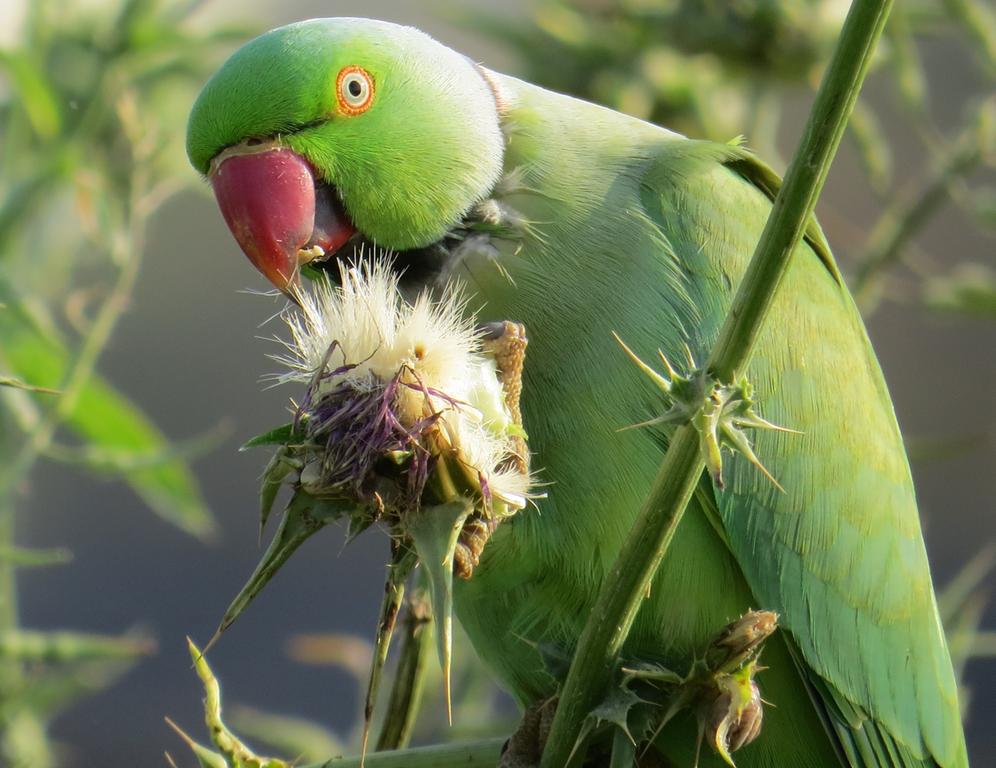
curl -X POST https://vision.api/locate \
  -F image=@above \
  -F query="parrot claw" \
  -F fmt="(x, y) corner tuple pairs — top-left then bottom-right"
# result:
(498, 696), (559, 768)
(480, 320), (529, 472)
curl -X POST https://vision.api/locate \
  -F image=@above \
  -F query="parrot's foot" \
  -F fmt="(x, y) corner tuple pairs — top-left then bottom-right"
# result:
(454, 512), (498, 579)
(480, 320), (529, 474)
(499, 696), (558, 768)
(499, 695), (669, 767)
(452, 320), (531, 581)
(612, 334), (796, 491)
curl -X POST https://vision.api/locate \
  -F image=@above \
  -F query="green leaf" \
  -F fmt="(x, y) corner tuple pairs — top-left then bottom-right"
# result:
(923, 263), (996, 318)
(228, 707), (343, 763)
(207, 491), (353, 650)
(403, 499), (474, 725)
(240, 422), (299, 451)
(15, 650), (144, 720)
(609, 725), (637, 768)
(42, 423), (227, 474)
(258, 445), (297, 536)
(0, 298), (215, 538)
(0, 51), (62, 139)
(589, 685), (645, 746)
(166, 718), (229, 768)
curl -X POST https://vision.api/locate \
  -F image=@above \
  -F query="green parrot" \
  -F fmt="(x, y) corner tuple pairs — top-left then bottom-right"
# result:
(185, 18), (968, 768)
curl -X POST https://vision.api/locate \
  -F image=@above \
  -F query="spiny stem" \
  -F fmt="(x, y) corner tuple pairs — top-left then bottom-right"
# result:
(539, 2), (893, 766)
(706, 0), (891, 382)
(375, 588), (432, 751)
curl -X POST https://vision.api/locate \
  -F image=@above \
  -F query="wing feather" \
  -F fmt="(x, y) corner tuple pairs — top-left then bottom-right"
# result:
(640, 141), (966, 767)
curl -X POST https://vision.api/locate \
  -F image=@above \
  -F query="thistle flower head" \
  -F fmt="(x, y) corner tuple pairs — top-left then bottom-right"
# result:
(273, 254), (530, 513)
(263, 252), (535, 726)
(277, 258), (474, 416)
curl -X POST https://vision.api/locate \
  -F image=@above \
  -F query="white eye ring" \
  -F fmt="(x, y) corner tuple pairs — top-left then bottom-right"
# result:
(337, 67), (374, 114)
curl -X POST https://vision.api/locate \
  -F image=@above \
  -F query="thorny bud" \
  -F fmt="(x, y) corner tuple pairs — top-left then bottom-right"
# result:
(705, 610), (778, 674)
(703, 661), (765, 766)
(613, 333), (796, 490)
(636, 611), (776, 765)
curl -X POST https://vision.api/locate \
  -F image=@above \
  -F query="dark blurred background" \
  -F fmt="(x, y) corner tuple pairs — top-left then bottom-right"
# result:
(2, 1), (993, 766)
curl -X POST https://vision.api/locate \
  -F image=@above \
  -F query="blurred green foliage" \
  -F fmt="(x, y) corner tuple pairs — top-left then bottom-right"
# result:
(0, 1), (246, 765)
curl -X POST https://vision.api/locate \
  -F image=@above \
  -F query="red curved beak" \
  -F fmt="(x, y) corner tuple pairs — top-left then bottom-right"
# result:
(209, 146), (356, 296)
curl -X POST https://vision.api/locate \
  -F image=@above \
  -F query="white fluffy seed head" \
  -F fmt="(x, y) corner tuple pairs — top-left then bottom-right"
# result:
(273, 252), (530, 510)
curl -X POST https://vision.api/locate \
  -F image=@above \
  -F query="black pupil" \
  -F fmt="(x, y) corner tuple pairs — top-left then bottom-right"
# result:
(348, 78), (363, 98)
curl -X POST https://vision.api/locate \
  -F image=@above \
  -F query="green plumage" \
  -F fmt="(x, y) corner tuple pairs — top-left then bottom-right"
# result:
(186, 19), (968, 767)
(452, 77), (964, 766)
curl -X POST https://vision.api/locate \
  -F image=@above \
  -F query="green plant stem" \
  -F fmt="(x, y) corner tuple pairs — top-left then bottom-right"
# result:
(539, 2), (892, 766)
(0, 426), (24, 700)
(305, 737), (505, 768)
(706, 1), (891, 381)
(0, 496), (17, 643)
(0, 199), (145, 672)
(0, 545), (72, 569)
(0, 629), (154, 663)
(375, 591), (432, 751)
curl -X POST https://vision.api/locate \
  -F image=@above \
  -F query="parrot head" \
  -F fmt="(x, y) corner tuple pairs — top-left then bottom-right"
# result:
(186, 18), (505, 296)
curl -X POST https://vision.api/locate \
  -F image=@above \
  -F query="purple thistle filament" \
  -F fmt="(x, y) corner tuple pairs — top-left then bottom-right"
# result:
(302, 354), (447, 513)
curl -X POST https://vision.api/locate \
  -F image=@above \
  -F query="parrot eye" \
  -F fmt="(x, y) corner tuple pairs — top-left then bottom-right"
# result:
(336, 66), (374, 115)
